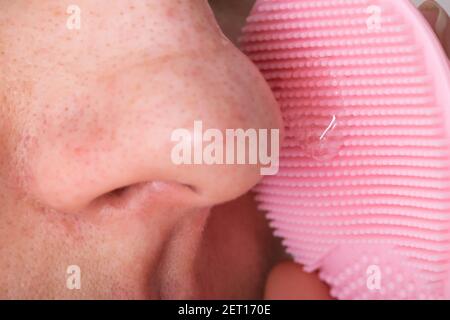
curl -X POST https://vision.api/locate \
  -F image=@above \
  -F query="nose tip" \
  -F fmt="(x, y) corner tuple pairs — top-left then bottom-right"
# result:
(163, 47), (284, 207)
(27, 39), (283, 213)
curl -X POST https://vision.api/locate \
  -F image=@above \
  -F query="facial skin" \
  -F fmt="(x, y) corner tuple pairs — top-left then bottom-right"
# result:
(0, 0), (285, 299)
(1, 0), (447, 300)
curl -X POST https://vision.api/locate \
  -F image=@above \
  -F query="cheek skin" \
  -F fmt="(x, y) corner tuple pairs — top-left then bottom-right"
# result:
(192, 194), (282, 299)
(158, 193), (283, 299)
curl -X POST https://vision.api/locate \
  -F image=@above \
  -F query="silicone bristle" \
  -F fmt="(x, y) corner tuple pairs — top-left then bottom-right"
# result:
(241, 0), (450, 299)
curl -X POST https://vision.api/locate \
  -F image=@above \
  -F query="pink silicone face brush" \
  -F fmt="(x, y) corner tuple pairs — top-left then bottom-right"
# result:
(241, 0), (450, 299)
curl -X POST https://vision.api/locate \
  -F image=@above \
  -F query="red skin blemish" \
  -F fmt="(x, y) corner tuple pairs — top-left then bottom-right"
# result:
(165, 7), (176, 19)
(73, 146), (86, 157)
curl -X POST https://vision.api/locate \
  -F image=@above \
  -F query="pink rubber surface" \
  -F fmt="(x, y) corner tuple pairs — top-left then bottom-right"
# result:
(241, 0), (450, 299)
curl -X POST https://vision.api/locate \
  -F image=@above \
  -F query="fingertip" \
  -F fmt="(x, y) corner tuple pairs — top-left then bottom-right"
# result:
(419, 0), (441, 26)
(264, 261), (333, 300)
(419, 0), (450, 58)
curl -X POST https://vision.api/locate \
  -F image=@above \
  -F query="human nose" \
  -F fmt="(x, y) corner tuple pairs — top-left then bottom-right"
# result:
(28, 11), (283, 213)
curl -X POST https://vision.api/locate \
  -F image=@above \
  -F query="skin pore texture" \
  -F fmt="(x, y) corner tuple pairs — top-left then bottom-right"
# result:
(0, 0), (285, 299)
(1, 0), (447, 300)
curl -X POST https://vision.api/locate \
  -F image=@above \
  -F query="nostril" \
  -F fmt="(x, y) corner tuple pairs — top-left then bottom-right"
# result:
(108, 186), (128, 198)
(183, 183), (198, 194)
(91, 185), (135, 210)
(85, 181), (201, 213)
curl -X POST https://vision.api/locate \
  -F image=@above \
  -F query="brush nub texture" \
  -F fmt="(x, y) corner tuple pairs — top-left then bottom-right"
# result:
(241, 0), (450, 299)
